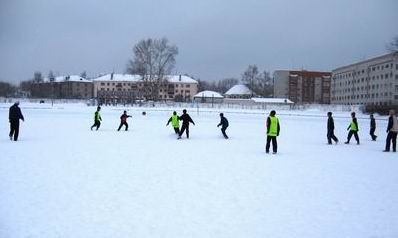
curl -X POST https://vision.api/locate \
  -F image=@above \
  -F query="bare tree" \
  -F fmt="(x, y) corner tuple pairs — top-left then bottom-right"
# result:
(33, 71), (43, 83)
(387, 35), (398, 52)
(48, 70), (55, 82)
(80, 71), (87, 78)
(217, 78), (239, 93)
(127, 38), (178, 100)
(255, 70), (273, 97)
(241, 65), (259, 96)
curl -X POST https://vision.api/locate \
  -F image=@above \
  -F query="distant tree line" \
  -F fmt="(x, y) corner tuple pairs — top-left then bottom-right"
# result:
(197, 65), (273, 97)
(0, 81), (17, 97)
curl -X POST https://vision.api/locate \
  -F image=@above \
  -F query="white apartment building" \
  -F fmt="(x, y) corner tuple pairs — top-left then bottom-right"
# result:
(331, 52), (398, 106)
(92, 73), (198, 104)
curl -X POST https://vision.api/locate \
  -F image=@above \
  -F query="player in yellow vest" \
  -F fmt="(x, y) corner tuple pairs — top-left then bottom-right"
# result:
(266, 110), (280, 154)
(166, 111), (180, 134)
(345, 112), (360, 145)
(90, 106), (102, 131)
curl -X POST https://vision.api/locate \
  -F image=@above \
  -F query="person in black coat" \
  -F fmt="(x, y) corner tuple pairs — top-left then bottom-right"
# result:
(369, 113), (377, 141)
(327, 112), (338, 144)
(9, 101), (24, 141)
(178, 109), (195, 139)
(217, 113), (229, 139)
(384, 109), (398, 152)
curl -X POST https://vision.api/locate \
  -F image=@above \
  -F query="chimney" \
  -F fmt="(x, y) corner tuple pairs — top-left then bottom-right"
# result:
(111, 73), (114, 80)
(179, 75), (182, 81)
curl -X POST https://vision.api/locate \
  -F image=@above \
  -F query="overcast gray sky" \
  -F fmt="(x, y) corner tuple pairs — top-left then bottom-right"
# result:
(0, 0), (397, 83)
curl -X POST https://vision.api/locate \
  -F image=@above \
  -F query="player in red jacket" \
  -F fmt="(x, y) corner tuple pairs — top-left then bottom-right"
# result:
(118, 110), (132, 131)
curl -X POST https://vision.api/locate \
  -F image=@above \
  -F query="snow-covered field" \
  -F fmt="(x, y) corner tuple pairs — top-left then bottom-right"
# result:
(0, 103), (397, 238)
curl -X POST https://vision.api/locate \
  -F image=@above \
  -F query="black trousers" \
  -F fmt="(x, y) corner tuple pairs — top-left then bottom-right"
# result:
(385, 131), (397, 152)
(221, 126), (228, 139)
(9, 120), (20, 141)
(370, 128), (377, 140)
(347, 130), (359, 143)
(173, 127), (180, 134)
(327, 130), (338, 144)
(118, 122), (128, 131)
(266, 136), (277, 153)
(91, 120), (101, 130)
(179, 124), (189, 138)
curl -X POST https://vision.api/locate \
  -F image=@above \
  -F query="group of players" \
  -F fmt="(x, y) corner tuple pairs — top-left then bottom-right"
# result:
(7, 101), (398, 154)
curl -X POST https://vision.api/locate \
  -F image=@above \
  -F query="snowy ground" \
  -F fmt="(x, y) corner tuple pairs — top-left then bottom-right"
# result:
(0, 103), (397, 238)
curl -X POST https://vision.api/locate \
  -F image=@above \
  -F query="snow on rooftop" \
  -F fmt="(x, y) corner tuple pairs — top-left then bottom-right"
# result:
(225, 84), (253, 95)
(92, 74), (142, 82)
(193, 90), (223, 98)
(251, 97), (294, 104)
(166, 75), (198, 84)
(43, 75), (91, 83)
(92, 74), (198, 84)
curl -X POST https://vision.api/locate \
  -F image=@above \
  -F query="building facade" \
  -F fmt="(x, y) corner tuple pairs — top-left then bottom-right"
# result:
(331, 52), (398, 106)
(273, 70), (331, 104)
(92, 74), (198, 104)
(31, 76), (93, 99)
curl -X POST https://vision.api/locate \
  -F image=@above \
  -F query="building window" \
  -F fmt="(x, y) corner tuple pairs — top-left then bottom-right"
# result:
(101, 83), (105, 86)
(186, 84), (190, 88)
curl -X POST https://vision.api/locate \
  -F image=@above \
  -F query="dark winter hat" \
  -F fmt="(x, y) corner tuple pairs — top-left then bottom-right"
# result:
(220, 113), (224, 117)
(351, 112), (356, 116)
(183, 109), (187, 113)
(270, 110), (276, 116)
(124, 110), (127, 113)
(173, 111), (177, 115)
(97, 106), (101, 110)
(327, 112), (332, 116)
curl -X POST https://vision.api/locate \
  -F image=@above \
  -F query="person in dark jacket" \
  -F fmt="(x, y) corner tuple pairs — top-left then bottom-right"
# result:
(166, 111), (180, 134)
(327, 112), (339, 144)
(266, 110), (280, 154)
(117, 110), (132, 131)
(345, 112), (360, 145)
(369, 113), (377, 141)
(9, 101), (24, 141)
(383, 109), (398, 152)
(178, 109), (195, 139)
(90, 106), (102, 131)
(217, 113), (229, 139)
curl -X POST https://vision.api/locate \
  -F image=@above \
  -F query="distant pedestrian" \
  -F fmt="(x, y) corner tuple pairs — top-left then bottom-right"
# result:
(178, 109), (195, 139)
(9, 101), (24, 141)
(266, 110), (280, 154)
(217, 113), (229, 139)
(117, 110), (131, 131)
(345, 112), (360, 145)
(327, 112), (338, 144)
(383, 109), (398, 152)
(166, 111), (180, 134)
(90, 106), (102, 131)
(369, 114), (377, 141)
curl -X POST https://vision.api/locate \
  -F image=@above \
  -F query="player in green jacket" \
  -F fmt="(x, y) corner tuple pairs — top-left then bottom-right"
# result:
(266, 110), (280, 154)
(90, 106), (102, 131)
(166, 111), (180, 134)
(345, 112), (360, 145)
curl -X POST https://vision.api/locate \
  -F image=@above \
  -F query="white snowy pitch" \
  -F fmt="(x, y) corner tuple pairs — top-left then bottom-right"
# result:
(0, 103), (397, 238)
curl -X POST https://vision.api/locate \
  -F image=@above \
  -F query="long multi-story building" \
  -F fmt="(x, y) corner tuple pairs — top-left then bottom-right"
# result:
(92, 73), (198, 104)
(31, 75), (93, 99)
(273, 70), (331, 104)
(331, 52), (398, 106)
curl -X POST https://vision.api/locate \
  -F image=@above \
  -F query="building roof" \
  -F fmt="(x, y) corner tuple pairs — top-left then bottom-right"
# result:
(225, 84), (253, 95)
(92, 74), (142, 82)
(193, 90), (223, 98)
(92, 74), (198, 84)
(166, 75), (198, 84)
(332, 52), (398, 72)
(43, 75), (91, 83)
(251, 97), (294, 104)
